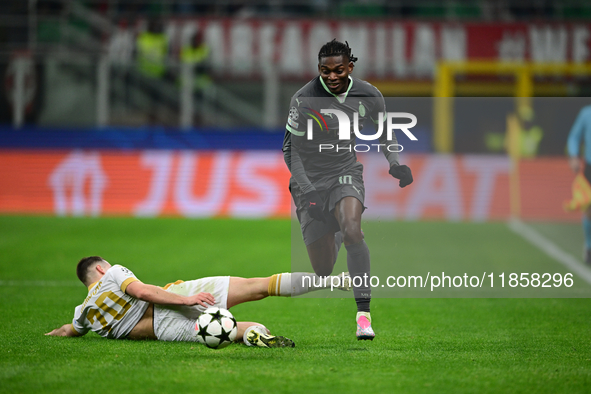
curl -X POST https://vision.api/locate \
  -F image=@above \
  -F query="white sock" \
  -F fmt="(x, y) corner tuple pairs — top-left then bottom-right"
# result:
(243, 325), (267, 346)
(268, 272), (345, 297)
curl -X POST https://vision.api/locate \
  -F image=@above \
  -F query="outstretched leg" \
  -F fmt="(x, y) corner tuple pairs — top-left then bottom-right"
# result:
(226, 277), (269, 308)
(226, 272), (351, 308)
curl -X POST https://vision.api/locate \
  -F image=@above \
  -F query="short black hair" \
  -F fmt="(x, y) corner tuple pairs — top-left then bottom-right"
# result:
(77, 256), (105, 285)
(318, 39), (358, 64)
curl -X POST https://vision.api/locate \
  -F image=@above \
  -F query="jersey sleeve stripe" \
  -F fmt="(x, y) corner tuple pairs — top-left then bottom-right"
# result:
(70, 323), (81, 335)
(163, 280), (184, 290)
(286, 124), (305, 136)
(120, 277), (138, 293)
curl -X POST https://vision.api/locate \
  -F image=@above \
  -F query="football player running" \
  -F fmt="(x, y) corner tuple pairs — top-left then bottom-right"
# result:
(282, 39), (413, 340)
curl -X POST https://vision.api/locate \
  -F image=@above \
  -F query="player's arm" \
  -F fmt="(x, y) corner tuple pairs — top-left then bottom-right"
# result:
(372, 97), (413, 188)
(283, 131), (316, 194)
(283, 131), (315, 192)
(283, 100), (325, 222)
(283, 107), (315, 194)
(288, 136), (315, 194)
(287, 135), (326, 222)
(125, 280), (214, 308)
(282, 130), (293, 172)
(45, 324), (82, 337)
(377, 123), (400, 167)
(567, 108), (588, 173)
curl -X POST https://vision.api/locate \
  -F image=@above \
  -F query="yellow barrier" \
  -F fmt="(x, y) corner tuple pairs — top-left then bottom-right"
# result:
(433, 61), (591, 153)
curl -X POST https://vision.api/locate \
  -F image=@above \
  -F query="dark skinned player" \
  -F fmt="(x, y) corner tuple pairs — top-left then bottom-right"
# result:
(282, 39), (413, 340)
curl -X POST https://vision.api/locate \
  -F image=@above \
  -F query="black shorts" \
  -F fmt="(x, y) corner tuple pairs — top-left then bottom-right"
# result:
(290, 162), (366, 245)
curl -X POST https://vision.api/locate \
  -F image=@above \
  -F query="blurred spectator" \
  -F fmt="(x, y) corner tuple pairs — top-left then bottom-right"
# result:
(514, 104), (543, 158)
(135, 18), (169, 124)
(484, 105), (543, 157)
(136, 19), (168, 79)
(179, 28), (211, 126)
(180, 29), (211, 90)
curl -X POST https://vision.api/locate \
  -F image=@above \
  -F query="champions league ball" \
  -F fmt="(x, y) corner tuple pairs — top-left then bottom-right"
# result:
(195, 307), (238, 349)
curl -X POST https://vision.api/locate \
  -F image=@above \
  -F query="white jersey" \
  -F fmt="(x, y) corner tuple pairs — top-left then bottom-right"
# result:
(71, 265), (149, 339)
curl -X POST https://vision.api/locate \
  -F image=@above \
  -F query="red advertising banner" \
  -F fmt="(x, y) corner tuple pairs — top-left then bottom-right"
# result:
(0, 150), (580, 222)
(108, 19), (591, 79)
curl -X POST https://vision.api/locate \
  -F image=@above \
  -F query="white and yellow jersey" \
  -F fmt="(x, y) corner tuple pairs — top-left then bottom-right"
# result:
(71, 265), (149, 339)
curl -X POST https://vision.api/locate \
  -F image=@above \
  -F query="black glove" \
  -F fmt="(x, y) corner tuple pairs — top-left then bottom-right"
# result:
(303, 190), (325, 222)
(389, 164), (413, 188)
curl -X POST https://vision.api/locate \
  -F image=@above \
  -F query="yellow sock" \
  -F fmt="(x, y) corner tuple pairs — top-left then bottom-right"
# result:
(268, 273), (290, 296)
(268, 272), (342, 297)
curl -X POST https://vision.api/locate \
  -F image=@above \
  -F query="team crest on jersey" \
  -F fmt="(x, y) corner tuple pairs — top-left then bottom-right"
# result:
(359, 102), (366, 117)
(289, 107), (299, 121)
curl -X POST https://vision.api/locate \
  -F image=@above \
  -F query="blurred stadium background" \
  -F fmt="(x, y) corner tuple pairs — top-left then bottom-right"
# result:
(1, 0), (591, 249)
(3, 4), (591, 391)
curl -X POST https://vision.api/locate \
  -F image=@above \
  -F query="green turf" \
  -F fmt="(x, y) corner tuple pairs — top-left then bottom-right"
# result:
(293, 220), (591, 297)
(529, 222), (584, 258)
(1, 216), (590, 393)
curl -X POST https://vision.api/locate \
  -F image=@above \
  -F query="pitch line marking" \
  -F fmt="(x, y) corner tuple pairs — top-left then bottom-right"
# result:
(0, 280), (81, 287)
(508, 218), (591, 286)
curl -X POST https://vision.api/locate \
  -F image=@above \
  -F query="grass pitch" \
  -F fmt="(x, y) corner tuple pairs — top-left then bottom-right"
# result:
(1, 216), (590, 393)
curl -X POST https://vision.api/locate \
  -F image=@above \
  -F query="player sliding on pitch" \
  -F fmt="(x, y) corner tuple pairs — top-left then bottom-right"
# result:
(46, 256), (350, 347)
(282, 39), (413, 340)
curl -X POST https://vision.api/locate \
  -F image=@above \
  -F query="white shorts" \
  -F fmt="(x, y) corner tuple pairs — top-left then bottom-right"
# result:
(153, 276), (230, 342)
